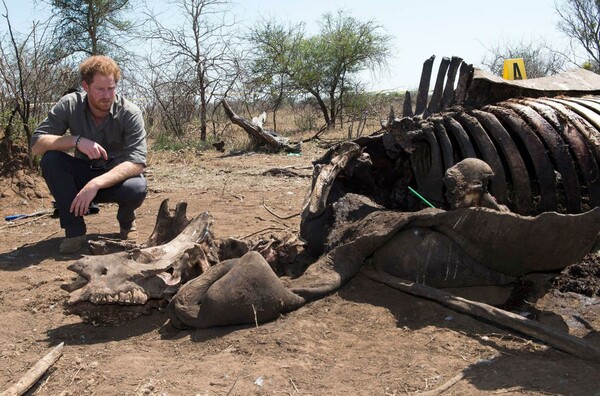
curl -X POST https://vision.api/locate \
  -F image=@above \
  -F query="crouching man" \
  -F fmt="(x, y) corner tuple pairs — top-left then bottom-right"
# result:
(31, 55), (147, 254)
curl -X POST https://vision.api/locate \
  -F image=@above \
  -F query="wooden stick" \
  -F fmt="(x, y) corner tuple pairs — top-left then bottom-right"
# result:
(361, 269), (600, 362)
(0, 213), (53, 230)
(1, 342), (65, 396)
(241, 226), (286, 239)
(418, 371), (466, 396)
(262, 199), (300, 220)
(417, 356), (499, 396)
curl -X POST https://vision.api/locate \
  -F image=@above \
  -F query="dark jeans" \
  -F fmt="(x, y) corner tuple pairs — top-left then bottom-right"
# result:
(40, 151), (147, 237)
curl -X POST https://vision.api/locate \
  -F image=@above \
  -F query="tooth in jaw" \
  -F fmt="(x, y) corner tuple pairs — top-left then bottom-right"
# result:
(88, 290), (146, 305)
(106, 294), (118, 303)
(119, 291), (133, 304)
(132, 289), (148, 304)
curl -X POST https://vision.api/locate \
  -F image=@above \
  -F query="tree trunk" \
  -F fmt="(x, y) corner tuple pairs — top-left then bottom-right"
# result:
(339, 73), (346, 129)
(272, 77), (286, 133)
(199, 86), (208, 142)
(25, 124), (34, 169)
(23, 100), (33, 168)
(329, 90), (337, 129)
(198, 65), (208, 141)
(307, 88), (331, 127)
(2, 106), (18, 160)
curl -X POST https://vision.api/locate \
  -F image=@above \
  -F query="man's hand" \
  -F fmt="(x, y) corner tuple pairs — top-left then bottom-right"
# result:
(77, 137), (108, 160)
(70, 181), (100, 217)
(69, 161), (144, 217)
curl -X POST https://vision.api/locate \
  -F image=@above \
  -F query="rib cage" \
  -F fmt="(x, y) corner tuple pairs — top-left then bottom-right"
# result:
(389, 56), (600, 215)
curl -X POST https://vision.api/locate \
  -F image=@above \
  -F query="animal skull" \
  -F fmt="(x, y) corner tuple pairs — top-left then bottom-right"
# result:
(443, 158), (508, 211)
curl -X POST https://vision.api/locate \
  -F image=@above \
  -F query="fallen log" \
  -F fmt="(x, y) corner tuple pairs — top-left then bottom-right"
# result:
(221, 99), (301, 153)
(361, 268), (600, 362)
(0, 342), (64, 396)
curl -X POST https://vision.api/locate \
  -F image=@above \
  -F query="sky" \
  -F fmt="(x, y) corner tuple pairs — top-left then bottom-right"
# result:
(2, 0), (571, 91)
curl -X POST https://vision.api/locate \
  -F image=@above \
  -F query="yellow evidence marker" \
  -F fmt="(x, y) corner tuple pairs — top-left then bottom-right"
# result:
(503, 58), (527, 80)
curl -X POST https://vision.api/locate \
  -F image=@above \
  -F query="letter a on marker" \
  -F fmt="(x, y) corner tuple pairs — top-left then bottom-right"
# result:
(513, 63), (523, 79)
(502, 58), (527, 80)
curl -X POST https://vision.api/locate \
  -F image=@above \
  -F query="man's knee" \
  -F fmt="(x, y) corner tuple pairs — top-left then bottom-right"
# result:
(39, 151), (80, 186)
(40, 150), (67, 171)
(121, 176), (147, 206)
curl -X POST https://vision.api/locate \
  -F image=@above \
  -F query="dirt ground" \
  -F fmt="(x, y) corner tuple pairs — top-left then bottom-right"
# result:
(1, 141), (599, 396)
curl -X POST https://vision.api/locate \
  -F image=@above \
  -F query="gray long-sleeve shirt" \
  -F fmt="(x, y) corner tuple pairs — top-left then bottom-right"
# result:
(32, 92), (147, 166)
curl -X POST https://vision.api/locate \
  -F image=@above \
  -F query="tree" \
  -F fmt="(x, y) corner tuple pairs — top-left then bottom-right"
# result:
(481, 38), (566, 78)
(0, 0), (78, 166)
(250, 10), (391, 129)
(144, 59), (198, 139)
(555, 0), (600, 72)
(142, 0), (240, 141)
(247, 19), (304, 132)
(47, 0), (135, 59)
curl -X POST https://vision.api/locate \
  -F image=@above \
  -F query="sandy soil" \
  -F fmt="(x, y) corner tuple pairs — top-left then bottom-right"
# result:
(0, 143), (599, 396)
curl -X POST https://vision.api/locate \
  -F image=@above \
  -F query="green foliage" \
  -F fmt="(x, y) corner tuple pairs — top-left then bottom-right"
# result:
(293, 106), (319, 132)
(0, 109), (12, 131)
(49, 0), (134, 58)
(317, 10), (390, 80)
(249, 9), (392, 128)
(151, 127), (220, 152)
(344, 91), (372, 118)
(248, 20), (303, 88)
(245, 19), (304, 131)
(582, 60), (599, 71)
